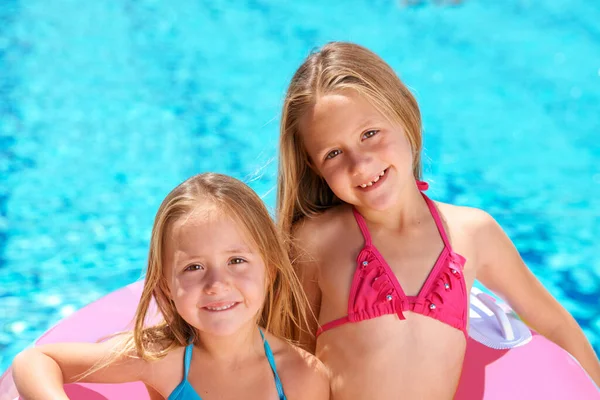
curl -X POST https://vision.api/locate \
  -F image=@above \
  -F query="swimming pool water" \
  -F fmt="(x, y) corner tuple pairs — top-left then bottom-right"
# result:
(1, 0), (599, 373)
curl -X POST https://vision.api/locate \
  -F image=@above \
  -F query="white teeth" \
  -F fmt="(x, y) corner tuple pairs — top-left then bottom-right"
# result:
(205, 302), (236, 311)
(359, 170), (386, 188)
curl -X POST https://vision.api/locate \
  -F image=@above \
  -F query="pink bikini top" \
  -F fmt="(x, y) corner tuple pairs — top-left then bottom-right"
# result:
(316, 181), (469, 339)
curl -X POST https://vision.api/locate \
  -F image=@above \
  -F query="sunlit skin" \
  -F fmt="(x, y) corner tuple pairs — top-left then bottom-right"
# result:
(165, 207), (267, 339)
(293, 90), (600, 399)
(300, 91), (416, 223)
(298, 91), (468, 399)
(12, 207), (330, 400)
(146, 209), (296, 398)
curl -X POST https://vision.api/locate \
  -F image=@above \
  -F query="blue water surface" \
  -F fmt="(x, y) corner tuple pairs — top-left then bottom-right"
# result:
(1, 0), (599, 373)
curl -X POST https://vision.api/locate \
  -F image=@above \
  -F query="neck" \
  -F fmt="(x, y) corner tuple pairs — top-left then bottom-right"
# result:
(194, 321), (263, 366)
(354, 180), (429, 230)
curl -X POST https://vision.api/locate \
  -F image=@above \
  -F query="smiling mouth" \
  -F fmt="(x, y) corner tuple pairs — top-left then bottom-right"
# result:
(202, 302), (239, 312)
(357, 168), (388, 188)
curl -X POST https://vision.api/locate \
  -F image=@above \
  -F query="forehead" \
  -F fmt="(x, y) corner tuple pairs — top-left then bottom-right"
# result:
(166, 207), (256, 256)
(299, 90), (387, 147)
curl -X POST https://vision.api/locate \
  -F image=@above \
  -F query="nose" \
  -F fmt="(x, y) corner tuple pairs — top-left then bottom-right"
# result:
(203, 268), (231, 295)
(348, 151), (371, 177)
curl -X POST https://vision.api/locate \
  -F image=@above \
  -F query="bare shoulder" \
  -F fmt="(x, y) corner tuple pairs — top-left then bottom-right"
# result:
(435, 202), (497, 234)
(99, 336), (187, 396)
(266, 333), (330, 400)
(142, 342), (187, 395)
(292, 205), (353, 261)
(434, 202), (502, 268)
(103, 336), (187, 395)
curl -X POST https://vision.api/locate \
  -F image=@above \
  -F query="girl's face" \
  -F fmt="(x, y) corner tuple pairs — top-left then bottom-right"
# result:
(299, 90), (414, 211)
(164, 208), (266, 336)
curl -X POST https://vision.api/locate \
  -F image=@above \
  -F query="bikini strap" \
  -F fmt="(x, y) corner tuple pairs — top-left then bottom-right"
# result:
(183, 343), (193, 380)
(353, 180), (429, 246)
(260, 329), (286, 400)
(418, 180), (452, 250)
(352, 207), (372, 247)
(417, 180), (429, 191)
(422, 193), (453, 251)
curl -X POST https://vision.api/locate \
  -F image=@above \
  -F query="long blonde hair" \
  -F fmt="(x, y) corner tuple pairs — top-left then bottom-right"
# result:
(277, 42), (423, 236)
(104, 173), (309, 364)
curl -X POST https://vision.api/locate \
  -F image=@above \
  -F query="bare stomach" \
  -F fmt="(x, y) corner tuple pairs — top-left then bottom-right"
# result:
(316, 313), (466, 400)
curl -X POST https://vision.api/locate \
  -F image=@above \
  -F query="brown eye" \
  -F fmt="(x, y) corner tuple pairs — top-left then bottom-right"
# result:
(229, 257), (247, 265)
(325, 149), (342, 160)
(184, 264), (204, 272)
(362, 130), (379, 140)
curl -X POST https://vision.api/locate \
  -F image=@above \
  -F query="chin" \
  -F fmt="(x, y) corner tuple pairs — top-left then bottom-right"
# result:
(198, 319), (252, 337)
(196, 308), (260, 337)
(359, 192), (397, 211)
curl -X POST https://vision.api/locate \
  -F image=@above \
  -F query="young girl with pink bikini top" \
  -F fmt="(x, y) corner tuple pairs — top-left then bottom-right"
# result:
(276, 42), (600, 399)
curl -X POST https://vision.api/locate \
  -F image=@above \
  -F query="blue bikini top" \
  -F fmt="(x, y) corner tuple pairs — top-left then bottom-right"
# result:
(168, 329), (286, 400)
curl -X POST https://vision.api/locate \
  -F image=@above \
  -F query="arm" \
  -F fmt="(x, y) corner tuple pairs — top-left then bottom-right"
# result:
(284, 346), (331, 400)
(473, 211), (600, 385)
(145, 383), (166, 400)
(301, 362), (330, 400)
(12, 337), (151, 400)
(292, 219), (323, 354)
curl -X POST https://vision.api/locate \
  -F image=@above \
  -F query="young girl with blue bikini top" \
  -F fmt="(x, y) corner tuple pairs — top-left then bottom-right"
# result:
(13, 173), (329, 400)
(277, 42), (600, 399)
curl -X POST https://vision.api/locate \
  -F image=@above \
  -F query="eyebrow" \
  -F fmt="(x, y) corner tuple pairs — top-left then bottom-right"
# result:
(223, 247), (254, 255)
(356, 118), (380, 132)
(316, 118), (381, 151)
(177, 246), (254, 261)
